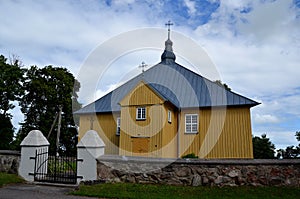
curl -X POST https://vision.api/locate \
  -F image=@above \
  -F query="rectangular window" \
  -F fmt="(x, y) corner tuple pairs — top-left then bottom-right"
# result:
(168, 110), (172, 123)
(185, 114), (198, 133)
(116, 117), (120, 135)
(136, 107), (146, 120)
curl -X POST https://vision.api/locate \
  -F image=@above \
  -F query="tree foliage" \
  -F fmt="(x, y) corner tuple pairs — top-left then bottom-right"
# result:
(252, 134), (275, 159)
(0, 114), (14, 150)
(15, 65), (81, 155)
(276, 131), (300, 159)
(0, 55), (24, 116)
(0, 55), (24, 149)
(296, 131), (300, 142)
(214, 80), (231, 91)
(277, 146), (300, 159)
(0, 54), (81, 153)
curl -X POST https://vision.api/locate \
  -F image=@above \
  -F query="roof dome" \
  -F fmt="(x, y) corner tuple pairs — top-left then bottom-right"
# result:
(161, 38), (176, 63)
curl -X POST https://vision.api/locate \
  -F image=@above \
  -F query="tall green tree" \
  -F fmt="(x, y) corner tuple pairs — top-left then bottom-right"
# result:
(252, 134), (275, 159)
(0, 55), (24, 116)
(0, 114), (14, 149)
(276, 131), (300, 159)
(0, 55), (24, 149)
(16, 65), (81, 155)
(296, 131), (300, 142)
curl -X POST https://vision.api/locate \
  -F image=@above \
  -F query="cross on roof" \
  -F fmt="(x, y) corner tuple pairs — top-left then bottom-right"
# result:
(88, 116), (94, 130)
(165, 20), (173, 39)
(139, 61), (147, 73)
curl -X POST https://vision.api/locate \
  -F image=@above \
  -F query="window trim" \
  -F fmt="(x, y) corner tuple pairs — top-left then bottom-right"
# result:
(185, 114), (198, 134)
(116, 117), (121, 135)
(136, 107), (146, 120)
(168, 110), (172, 123)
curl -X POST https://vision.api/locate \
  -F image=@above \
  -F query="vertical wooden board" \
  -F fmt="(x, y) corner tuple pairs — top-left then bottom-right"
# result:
(179, 107), (253, 159)
(119, 130), (132, 156)
(96, 113), (120, 155)
(161, 104), (177, 158)
(119, 81), (179, 158)
(179, 109), (200, 157)
(120, 81), (164, 106)
(149, 131), (162, 157)
(204, 107), (253, 158)
(78, 114), (90, 140)
(78, 113), (120, 155)
(198, 108), (210, 157)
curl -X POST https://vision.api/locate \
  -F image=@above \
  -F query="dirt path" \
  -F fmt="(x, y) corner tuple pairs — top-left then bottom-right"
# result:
(0, 183), (98, 199)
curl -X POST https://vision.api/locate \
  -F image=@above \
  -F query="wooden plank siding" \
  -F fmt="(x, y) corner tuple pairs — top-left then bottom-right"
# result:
(78, 113), (120, 155)
(119, 81), (178, 158)
(161, 103), (178, 158)
(118, 105), (164, 157)
(119, 81), (165, 106)
(179, 107), (253, 158)
(78, 80), (254, 159)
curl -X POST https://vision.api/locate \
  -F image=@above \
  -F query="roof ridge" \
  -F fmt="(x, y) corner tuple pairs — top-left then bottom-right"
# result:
(75, 60), (259, 114)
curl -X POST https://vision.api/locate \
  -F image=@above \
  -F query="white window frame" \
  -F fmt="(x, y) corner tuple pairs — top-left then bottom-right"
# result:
(136, 107), (146, 120)
(116, 117), (121, 135)
(185, 114), (198, 134)
(168, 110), (172, 123)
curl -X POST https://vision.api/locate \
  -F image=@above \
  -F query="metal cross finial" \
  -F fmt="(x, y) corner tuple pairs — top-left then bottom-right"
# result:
(165, 20), (173, 39)
(139, 61), (147, 73)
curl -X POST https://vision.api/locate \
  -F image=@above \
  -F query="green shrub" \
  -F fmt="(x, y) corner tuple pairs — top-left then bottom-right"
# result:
(181, 153), (198, 158)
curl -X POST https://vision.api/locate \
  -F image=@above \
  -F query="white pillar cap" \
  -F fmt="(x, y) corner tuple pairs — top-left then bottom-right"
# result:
(20, 130), (49, 146)
(77, 130), (105, 148)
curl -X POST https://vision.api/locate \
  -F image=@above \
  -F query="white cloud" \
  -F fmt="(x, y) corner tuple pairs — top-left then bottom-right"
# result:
(93, 83), (119, 102)
(112, 0), (136, 6)
(0, 0), (299, 149)
(193, 0), (300, 150)
(253, 114), (280, 124)
(0, 0), (149, 74)
(238, 0), (299, 46)
(184, 0), (196, 15)
(253, 131), (299, 150)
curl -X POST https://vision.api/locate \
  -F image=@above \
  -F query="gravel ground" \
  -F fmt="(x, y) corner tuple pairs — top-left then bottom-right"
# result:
(0, 183), (98, 199)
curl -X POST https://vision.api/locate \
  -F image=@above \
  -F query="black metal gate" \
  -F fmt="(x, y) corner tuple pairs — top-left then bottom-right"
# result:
(31, 148), (81, 184)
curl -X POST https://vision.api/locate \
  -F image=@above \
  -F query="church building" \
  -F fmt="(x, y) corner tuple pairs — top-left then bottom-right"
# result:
(75, 26), (259, 159)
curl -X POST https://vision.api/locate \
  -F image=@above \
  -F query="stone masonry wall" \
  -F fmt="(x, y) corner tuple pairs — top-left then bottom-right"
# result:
(97, 155), (300, 187)
(0, 150), (20, 174)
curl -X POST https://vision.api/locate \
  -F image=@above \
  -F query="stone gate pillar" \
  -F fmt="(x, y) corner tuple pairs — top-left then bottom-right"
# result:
(77, 130), (105, 182)
(18, 130), (49, 182)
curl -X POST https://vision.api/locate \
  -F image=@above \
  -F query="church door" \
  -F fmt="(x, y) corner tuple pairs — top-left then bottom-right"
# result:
(132, 137), (149, 156)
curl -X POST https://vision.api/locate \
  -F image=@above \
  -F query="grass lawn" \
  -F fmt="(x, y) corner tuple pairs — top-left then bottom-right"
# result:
(0, 173), (25, 187)
(71, 183), (300, 199)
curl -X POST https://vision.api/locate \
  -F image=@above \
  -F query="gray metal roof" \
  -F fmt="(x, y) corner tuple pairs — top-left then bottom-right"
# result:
(75, 39), (259, 114)
(75, 62), (259, 114)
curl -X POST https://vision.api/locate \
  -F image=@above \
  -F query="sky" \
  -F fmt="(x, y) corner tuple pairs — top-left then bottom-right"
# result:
(0, 0), (299, 150)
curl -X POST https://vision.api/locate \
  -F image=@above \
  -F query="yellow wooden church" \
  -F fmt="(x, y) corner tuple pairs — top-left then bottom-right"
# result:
(75, 31), (259, 159)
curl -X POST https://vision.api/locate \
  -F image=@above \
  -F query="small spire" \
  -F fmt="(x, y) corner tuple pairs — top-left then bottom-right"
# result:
(139, 61), (147, 73)
(161, 20), (176, 63)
